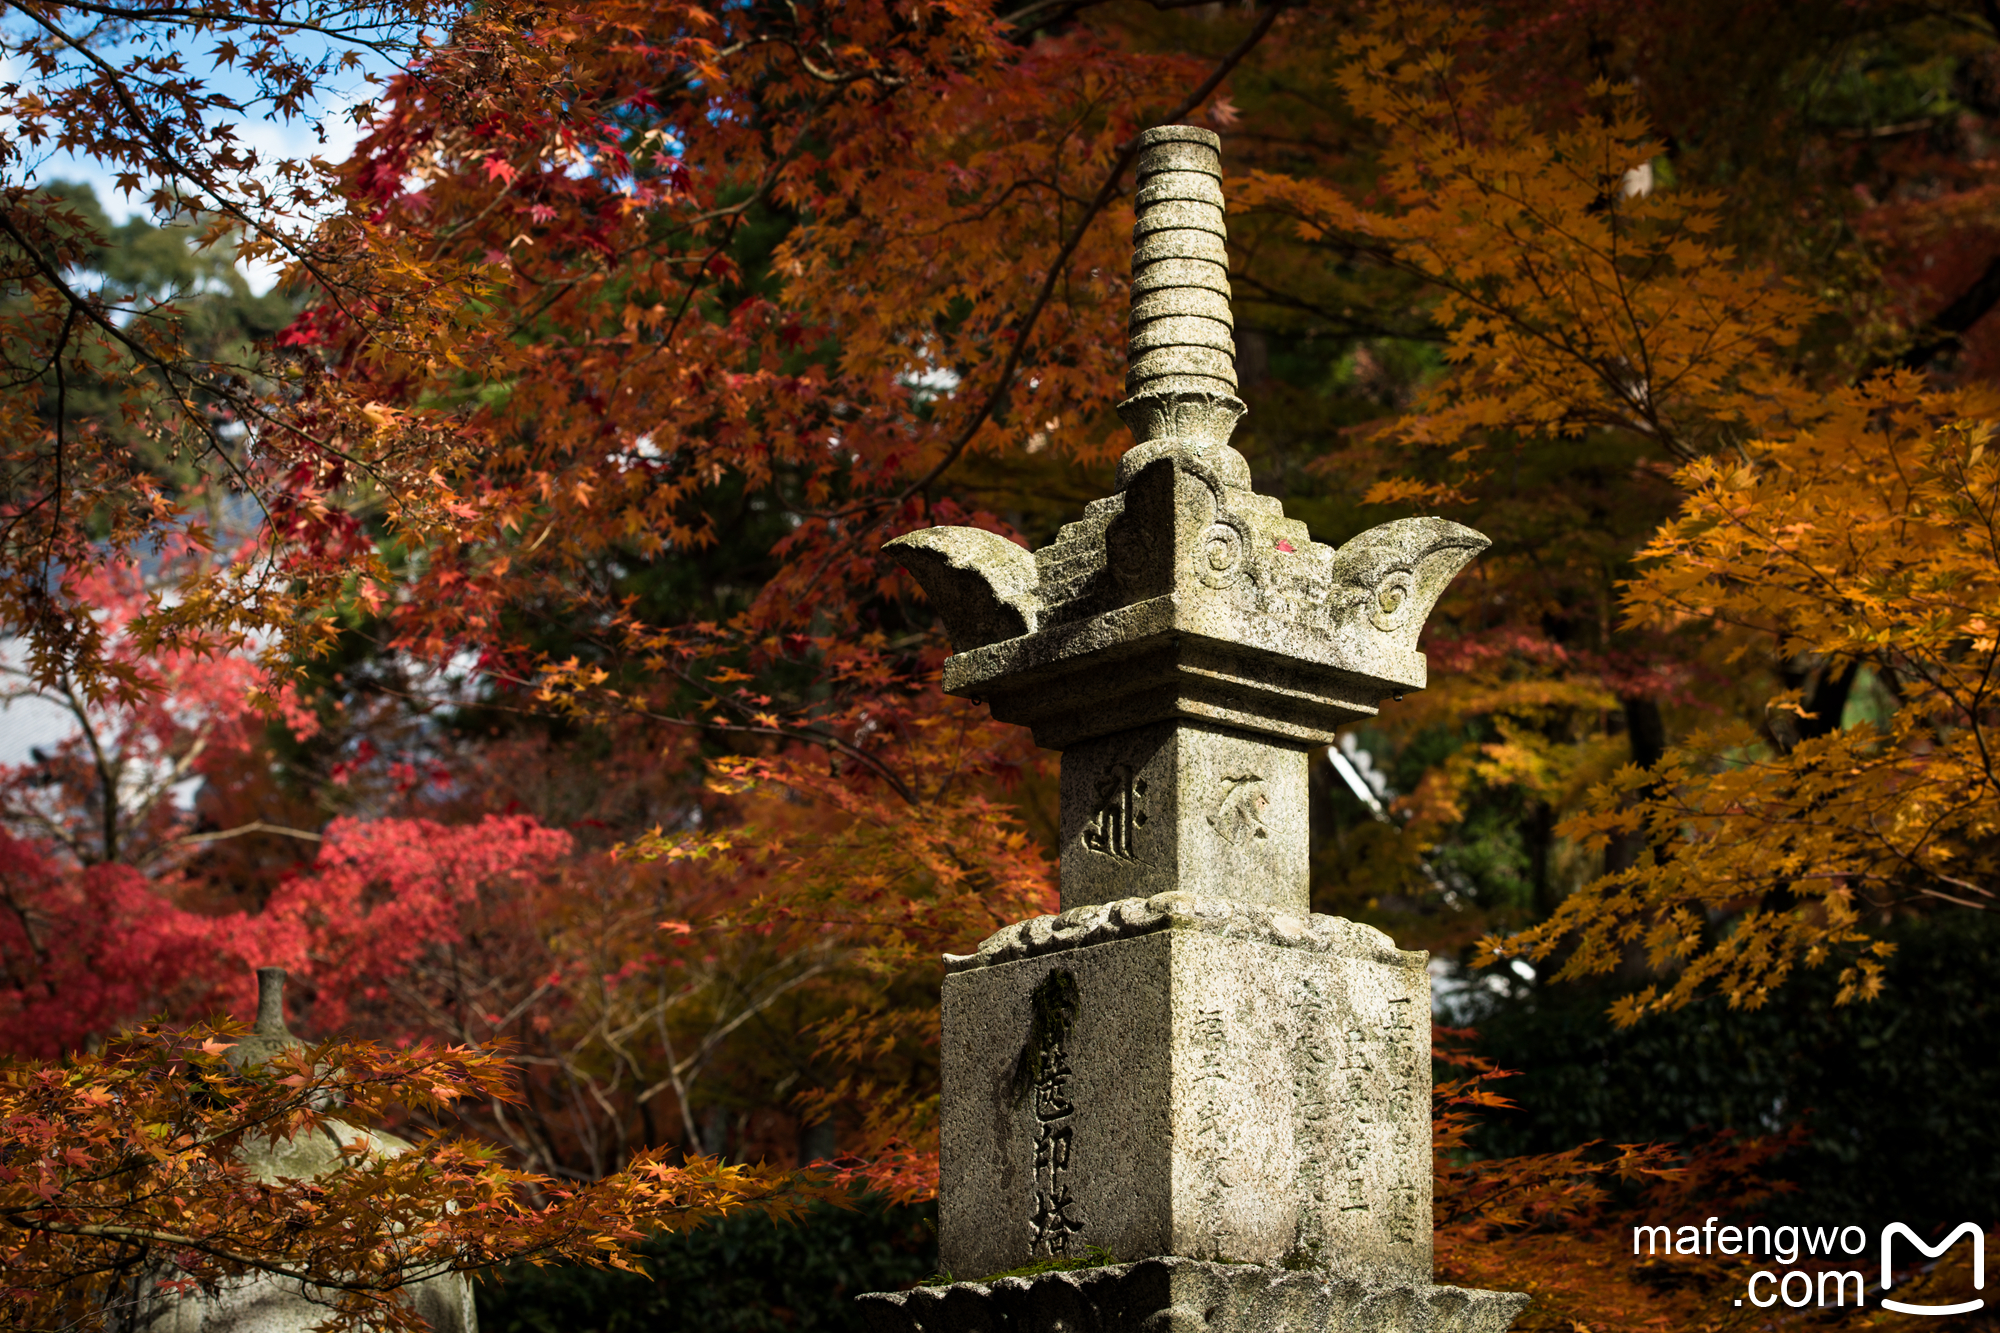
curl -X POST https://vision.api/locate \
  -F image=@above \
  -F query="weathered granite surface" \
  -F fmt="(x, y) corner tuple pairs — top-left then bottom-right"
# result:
(857, 1258), (1530, 1333)
(1058, 723), (1310, 912)
(938, 922), (1432, 1284)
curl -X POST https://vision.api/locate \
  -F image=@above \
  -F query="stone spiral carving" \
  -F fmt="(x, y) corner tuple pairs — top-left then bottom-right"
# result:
(1118, 125), (1246, 452)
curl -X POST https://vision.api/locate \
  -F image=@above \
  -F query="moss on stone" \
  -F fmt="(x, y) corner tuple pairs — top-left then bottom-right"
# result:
(920, 1243), (1120, 1287)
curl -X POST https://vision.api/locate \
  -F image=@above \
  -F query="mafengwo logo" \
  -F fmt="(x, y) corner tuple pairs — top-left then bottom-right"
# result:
(1880, 1225), (1986, 1317)
(1632, 1219), (1985, 1314)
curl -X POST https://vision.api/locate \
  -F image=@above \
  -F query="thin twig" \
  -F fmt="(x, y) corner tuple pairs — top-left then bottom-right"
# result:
(177, 820), (325, 846)
(898, 0), (1285, 505)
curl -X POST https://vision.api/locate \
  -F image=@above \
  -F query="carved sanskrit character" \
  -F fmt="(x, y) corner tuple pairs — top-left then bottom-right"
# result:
(1207, 772), (1269, 845)
(1083, 764), (1147, 858)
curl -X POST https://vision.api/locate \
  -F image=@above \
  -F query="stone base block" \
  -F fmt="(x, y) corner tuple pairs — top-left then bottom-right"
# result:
(940, 895), (1431, 1284)
(856, 1259), (1528, 1333)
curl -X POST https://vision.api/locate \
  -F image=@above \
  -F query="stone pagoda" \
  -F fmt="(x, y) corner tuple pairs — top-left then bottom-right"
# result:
(860, 126), (1527, 1333)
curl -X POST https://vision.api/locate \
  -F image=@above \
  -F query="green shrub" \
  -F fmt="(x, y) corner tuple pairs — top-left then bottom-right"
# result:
(476, 1195), (936, 1333)
(1463, 910), (2000, 1229)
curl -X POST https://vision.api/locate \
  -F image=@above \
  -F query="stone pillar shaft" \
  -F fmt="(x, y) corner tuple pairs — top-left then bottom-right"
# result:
(1060, 722), (1307, 913)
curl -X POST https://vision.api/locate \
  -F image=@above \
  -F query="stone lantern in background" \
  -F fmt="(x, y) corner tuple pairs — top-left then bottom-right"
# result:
(859, 127), (1527, 1333)
(138, 968), (478, 1333)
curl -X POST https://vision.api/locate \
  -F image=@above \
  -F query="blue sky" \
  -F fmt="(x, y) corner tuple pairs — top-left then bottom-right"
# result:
(4, 29), (410, 290)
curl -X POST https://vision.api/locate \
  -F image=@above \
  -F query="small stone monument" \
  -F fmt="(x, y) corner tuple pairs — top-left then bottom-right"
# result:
(140, 968), (477, 1333)
(858, 127), (1527, 1333)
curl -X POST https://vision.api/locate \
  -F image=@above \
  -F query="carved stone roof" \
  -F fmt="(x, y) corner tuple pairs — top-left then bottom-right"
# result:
(885, 126), (1487, 750)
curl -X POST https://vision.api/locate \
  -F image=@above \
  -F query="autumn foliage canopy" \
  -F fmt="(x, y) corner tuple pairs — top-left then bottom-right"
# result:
(4, 0), (2000, 1327)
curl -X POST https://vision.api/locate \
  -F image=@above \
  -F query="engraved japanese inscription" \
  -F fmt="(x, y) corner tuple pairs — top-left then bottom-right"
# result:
(1024, 969), (1085, 1255)
(1289, 973), (1334, 1262)
(1315, 979), (1427, 1252)
(1189, 1000), (1232, 1256)
(1384, 994), (1422, 1244)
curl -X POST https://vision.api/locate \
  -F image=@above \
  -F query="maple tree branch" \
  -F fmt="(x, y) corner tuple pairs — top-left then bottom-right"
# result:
(640, 102), (829, 362)
(769, 0), (906, 89)
(442, 658), (923, 805)
(0, 1217), (418, 1297)
(1474, 218), (1690, 458)
(666, 957), (833, 1087)
(897, 0), (1284, 506)
(647, 1014), (706, 1152)
(1228, 273), (1440, 342)
(1861, 794), (1998, 911)
(644, 700), (921, 806)
(177, 820), (326, 846)
(1907, 877), (1996, 910)
(1273, 136), (1741, 460)
(900, 174), (1091, 241)
(1597, 196), (1673, 449)
(35, 0), (415, 50)
(9, 2), (359, 307)
(0, 209), (262, 498)
(45, 304), (76, 596)
(788, 45), (907, 90)
(0, 205), (426, 575)
(427, 175), (534, 259)
(51, 672), (127, 864)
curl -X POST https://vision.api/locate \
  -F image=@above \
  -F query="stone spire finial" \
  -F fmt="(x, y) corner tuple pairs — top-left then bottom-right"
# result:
(254, 966), (290, 1033)
(1125, 126), (1237, 404)
(1117, 125), (1251, 490)
(224, 965), (302, 1072)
